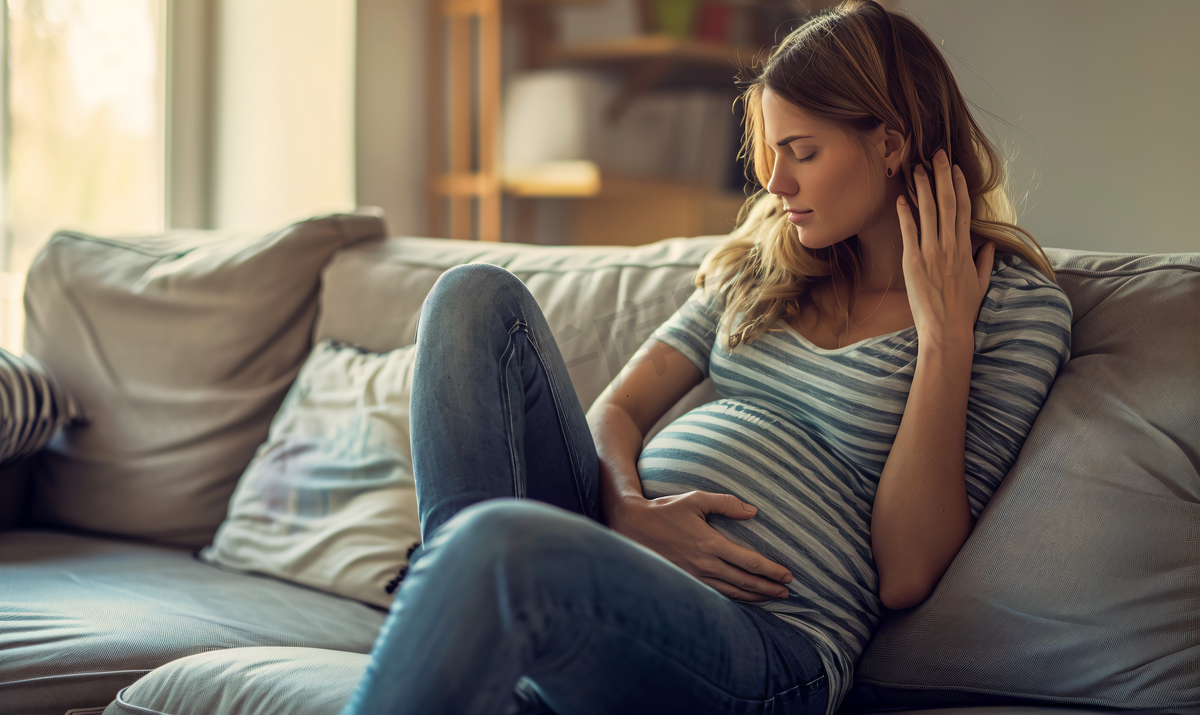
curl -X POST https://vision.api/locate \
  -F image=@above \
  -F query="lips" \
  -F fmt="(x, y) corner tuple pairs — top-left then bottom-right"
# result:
(786, 209), (813, 225)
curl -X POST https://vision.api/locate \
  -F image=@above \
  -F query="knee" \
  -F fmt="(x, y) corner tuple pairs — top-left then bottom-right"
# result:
(418, 264), (535, 343)
(427, 263), (531, 317)
(427, 500), (597, 571)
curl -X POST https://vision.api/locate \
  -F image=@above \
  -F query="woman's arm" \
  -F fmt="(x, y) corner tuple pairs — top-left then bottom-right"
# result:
(874, 150), (996, 610)
(587, 338), (794, 602)
(871, 336), (976, 610)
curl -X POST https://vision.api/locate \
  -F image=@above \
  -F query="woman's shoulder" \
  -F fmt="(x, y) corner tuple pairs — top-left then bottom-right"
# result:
(986, 252), (1071, 314)
(977, 251), (1073, 348)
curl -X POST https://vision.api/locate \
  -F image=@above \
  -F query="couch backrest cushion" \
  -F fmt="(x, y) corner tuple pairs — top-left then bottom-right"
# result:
(23, 211), (386, 548)
(315, 235), (726, 416)
(845, 250), (1200, 710)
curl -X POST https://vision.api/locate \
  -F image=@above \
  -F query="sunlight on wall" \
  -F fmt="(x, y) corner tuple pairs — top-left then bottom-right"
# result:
(212, 0), (356, 230)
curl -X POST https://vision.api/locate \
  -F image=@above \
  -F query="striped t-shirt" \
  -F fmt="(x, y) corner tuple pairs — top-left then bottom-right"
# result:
(638, 253), (1072, 714)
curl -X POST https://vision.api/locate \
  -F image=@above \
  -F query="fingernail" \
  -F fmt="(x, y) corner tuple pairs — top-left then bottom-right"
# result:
(782, 572), (793, 583)
(897, 196), (907, 206)
(743, 503), (757, 513)
(777, 589), (790, 598)
(914, 165), (927, 177)
(935, 149), (947, 163)
(952, 164), (963, 178)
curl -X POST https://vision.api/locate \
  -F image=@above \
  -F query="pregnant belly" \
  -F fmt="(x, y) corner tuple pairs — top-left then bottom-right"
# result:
(636, 398), (877, 594)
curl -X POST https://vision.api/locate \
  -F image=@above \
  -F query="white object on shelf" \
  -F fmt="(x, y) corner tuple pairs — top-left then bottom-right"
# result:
(558, 0), (642, 46)
(502, 70), (618, 176)
(502, 70), (736, 192)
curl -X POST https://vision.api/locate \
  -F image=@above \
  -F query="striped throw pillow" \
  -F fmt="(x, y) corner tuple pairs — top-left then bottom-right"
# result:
(0, 349), (80, 466)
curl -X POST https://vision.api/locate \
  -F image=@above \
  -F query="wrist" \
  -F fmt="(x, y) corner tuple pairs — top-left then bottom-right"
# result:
(602, 490), (647, 524)
(917, 328), (976, 356)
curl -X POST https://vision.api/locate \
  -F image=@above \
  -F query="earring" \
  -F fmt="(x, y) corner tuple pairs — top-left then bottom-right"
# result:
(886, 167), (894, 177)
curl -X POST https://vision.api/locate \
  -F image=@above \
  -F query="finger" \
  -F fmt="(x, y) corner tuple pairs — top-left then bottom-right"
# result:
(952, 164), (973, 263)
(699, 558), (792, 599)
(896, 195), (921, 273)
(709, 537), (793, 584)
(693, 491), (759, 521)
(697, 576), (774, 603)
(912, 164), (937, 253)
(933, 149), (957, 255)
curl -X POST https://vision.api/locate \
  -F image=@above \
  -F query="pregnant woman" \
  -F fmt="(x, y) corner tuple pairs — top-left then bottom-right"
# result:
(343, 1), (1072, 714)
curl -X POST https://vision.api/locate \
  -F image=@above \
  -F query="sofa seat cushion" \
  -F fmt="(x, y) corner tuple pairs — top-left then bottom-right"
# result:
(103, 647), (368, 715)
(97, 647), (1119, 715)
(0, 530), (386, 715)
(101, 653), (1117, 715)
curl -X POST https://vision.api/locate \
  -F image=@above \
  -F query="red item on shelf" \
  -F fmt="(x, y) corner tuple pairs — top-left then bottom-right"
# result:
(696, 2), (731, 43)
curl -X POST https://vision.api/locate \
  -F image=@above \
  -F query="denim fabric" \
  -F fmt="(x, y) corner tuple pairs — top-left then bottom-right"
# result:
(341, 263), (828, 715)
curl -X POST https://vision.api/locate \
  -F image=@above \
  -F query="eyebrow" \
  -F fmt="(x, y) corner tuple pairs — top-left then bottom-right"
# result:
(776, 135), (814, 147)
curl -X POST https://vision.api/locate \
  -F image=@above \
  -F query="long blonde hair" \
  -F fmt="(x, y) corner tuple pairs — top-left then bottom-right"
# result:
(698, 0), (1056, 348)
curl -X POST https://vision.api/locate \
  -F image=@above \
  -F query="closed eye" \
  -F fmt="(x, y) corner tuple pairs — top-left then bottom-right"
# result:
(798, 151), (816, 163)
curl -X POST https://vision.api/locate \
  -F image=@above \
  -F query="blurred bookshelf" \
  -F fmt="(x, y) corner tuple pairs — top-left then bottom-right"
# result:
(426, 0), (817, 244)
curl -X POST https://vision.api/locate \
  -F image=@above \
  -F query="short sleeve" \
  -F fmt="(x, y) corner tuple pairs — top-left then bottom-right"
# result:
(647, 288), (725, 379)
(963, 259), (1073, 516)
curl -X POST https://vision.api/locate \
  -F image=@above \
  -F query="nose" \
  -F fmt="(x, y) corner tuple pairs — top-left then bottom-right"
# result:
(766, 153), (797, 197)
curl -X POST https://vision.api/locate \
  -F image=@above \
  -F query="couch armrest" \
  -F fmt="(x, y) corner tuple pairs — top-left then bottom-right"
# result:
(0, 459), (31, 530)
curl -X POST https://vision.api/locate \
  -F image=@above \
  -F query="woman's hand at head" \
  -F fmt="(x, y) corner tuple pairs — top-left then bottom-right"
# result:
(607, 491), (793, 602)
(896, 148), (997, 350)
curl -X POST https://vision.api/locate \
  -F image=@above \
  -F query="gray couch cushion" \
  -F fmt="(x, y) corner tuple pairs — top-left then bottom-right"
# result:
(314, 235), (726, 414)
(0, 530), (386, 715)
(103, 647), (368, 715)
(845, 251), (1200, 712)
(24, 211), (386, 548)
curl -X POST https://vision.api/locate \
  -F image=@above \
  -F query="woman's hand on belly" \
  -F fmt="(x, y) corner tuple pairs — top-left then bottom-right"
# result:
(607, 491), (794, 602)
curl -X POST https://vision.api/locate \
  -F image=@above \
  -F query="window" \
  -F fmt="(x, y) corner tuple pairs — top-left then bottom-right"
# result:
(1, 0), (166, 352)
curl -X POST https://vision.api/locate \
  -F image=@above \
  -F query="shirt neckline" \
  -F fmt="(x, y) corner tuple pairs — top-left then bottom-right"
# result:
(778, 319), (917, 354)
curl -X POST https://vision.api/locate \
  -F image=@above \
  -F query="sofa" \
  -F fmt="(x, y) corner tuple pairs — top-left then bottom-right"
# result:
(0, 209), (1196, 715)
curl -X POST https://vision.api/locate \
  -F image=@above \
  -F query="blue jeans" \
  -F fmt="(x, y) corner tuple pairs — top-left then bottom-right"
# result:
(341, 263), (828, 715)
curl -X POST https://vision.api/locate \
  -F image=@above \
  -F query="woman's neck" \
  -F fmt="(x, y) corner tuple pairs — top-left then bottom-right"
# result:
(853, 205), (907, 294)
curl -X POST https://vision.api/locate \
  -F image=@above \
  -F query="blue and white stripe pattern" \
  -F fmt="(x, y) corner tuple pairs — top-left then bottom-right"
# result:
(0, 349), (81, 467)
(638, 254), (1072, 714)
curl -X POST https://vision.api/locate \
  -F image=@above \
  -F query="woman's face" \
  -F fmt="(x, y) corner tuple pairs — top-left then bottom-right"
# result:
(761, 87), (893, 250)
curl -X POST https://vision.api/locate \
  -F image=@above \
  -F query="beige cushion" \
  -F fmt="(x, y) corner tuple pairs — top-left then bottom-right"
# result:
(845, 250), (1200, 711)
(24, 211), (386, 548)
(103, 647), (368, 715)
(201, 340), (421, 608)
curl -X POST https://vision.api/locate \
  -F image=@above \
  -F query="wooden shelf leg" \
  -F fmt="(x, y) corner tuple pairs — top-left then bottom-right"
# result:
(479, 0), (502, 241)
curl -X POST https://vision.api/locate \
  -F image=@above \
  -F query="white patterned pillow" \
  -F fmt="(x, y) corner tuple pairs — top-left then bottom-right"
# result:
(0, 349), (80, 466)
(201, 340), (420, 608)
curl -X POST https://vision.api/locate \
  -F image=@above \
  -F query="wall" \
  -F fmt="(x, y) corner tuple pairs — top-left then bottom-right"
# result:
(355, 0), (427, 237)
(211, 0), (357, 230)
(897, 0), (1199, 253)
(367, 1), (1197, 252)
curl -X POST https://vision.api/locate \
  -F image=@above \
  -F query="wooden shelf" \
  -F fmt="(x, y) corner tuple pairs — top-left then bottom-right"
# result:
(547, 34), (760, 69)
(503, 161), (601, 197)
(502, 161), (740, 200)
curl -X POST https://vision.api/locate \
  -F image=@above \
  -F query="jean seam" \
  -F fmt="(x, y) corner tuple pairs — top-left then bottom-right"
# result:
(518, 321), (595, 520)
(501, 323), (526, 500)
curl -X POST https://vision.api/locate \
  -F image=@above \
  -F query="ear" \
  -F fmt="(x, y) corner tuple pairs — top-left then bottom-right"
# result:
(869, 123), (907, 176)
